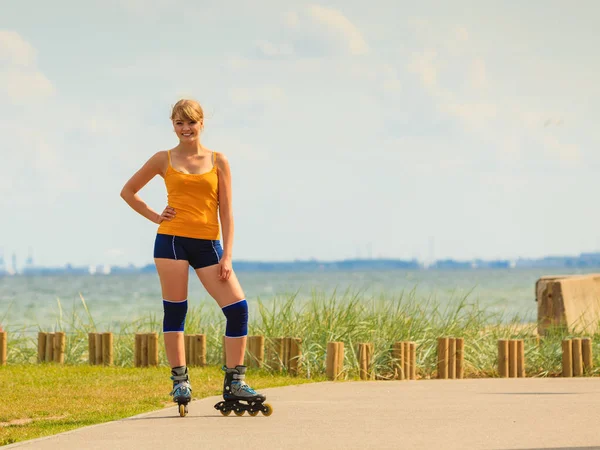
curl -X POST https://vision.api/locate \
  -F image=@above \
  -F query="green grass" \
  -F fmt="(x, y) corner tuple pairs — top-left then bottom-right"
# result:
(0, 364), (321, 446)
(4, 289), (600, 379)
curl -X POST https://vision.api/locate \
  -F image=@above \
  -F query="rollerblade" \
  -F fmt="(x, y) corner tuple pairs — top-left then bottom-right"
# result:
(170, 366), (192, 417)
(214, 365), (273, 417)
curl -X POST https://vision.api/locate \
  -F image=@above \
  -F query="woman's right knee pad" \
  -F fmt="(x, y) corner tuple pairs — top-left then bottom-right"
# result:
(221, 299), (248, 338)
(163, 299), (188, 332)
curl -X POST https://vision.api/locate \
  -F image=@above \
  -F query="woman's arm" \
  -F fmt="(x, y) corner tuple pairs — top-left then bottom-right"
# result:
(216, 152), (234, 280)
(120, 151), (172, 224)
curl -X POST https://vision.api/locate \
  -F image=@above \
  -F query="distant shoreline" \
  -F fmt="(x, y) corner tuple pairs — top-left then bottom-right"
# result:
(3, 254), (600, 276)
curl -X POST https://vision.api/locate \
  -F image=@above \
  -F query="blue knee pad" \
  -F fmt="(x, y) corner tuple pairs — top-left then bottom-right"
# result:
(222, 299), (248, 338)
(163, 299), (188, 333)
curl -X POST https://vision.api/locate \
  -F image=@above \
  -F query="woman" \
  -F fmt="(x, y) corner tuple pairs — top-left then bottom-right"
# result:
(120, 99), (266, 416)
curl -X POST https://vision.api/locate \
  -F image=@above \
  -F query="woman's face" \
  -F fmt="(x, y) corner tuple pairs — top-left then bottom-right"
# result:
(172, 116), (203, 142)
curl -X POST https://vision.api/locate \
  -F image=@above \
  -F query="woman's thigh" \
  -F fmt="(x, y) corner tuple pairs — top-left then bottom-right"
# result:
(195, 265), (245, 308)
(154, 258), (190, 300)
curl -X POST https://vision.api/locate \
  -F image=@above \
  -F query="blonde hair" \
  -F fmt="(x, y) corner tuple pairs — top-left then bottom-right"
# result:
(170, 99), (204, 122)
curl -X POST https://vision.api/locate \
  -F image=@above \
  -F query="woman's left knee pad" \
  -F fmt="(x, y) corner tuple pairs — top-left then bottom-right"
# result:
(221, 299), (248, 338)
(163, 299), (188, 332)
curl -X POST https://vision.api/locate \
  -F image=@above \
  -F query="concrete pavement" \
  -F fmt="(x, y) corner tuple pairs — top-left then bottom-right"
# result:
(4, 378), (600, 450)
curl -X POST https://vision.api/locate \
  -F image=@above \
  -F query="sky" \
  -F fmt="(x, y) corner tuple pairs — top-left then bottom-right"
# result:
(0, 0), (599, 268)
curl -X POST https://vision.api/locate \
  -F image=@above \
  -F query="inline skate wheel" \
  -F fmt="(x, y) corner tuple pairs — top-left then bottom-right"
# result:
(262, 403), (273, 416)
(234, 408), (245, 417)
(179, 404), (187, 417)
(220, 409), (232, 416)
(248, 410), (259, 417)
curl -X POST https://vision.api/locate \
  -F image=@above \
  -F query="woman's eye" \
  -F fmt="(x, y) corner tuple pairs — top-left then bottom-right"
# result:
(190, 121), (197, 125)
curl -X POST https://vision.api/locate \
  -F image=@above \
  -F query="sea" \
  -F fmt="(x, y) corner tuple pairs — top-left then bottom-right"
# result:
(1, 267), (597, 333)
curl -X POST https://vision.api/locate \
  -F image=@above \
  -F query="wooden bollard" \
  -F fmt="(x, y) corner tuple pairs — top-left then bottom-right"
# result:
(88, 332), (113, 365)
(326, 342), (344, 381)
(95, 333), (103, 365)
(437, 338), (463, 379)
(45, 332), (55, 362)
(0, 331), (6, 365)
(357, 343), (373, 380)
(582, 338), (593, 374)
(392, 341), (417, 380)
(562, 338), (593, 377)
(133, 333), (159, 367)
(54, 332), (66, 364)
(288, 337), (302, 376)
(102, 332), (114, 366)
(38, 332), (47, 363)
(89, 333), (96, 365)
(185, 334), (206, 367)
(247, 335), (265, 369)
(437, 338), (449, 379)
(147, 332), (158, 367)
(267, 337), (284, 371)
(498, 339), (525, 378)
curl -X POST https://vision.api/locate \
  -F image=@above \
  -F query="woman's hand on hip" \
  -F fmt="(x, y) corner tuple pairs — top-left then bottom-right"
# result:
(219, 256), (232, 281)
(156, 206), (176, 224)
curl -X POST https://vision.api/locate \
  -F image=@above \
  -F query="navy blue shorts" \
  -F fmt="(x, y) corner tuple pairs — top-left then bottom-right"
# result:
(154, 234), (223, 269)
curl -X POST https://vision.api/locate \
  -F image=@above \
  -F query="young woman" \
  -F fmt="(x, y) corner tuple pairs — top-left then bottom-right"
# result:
(120, 99), (267, 416)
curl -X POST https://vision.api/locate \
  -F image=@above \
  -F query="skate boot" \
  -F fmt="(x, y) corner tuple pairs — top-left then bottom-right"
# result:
(170, 366), (192, 417)
(214, 365), (273, 417)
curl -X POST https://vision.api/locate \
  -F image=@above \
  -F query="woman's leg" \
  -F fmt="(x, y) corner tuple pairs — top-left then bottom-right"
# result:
(195, 265), (246, 368)
(155, 258), (189, 368)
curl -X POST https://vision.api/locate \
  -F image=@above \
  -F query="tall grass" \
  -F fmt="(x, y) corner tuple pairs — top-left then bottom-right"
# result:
(3, 288), (599, 379)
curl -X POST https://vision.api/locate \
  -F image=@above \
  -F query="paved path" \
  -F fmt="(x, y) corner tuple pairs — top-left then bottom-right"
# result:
(5, 378), (600, 450)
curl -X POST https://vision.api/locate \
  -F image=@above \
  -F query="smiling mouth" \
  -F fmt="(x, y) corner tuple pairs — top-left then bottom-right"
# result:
(182, 133), (193, 137)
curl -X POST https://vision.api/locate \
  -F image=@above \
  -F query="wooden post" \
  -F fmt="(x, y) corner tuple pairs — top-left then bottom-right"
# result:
(193, 334), (206, 367)
(134, 333), (142, 368)
(498, 340), (509, 377)
(456, 338), (464, 379)
(358, 343), (373, 380)
(448, 338), (456, 379)
(247, 335), (264, 369)
(283, 337), (292, 370)
(45, 332), (55, 362)
(188, 333), (197, 367)
(0, 331), (6, 365)
(508, 340), (518, 378)
(147, 332), (158, 367)
(409, 342), (416, 380)
(392, 342), (404, 380)
(288, 338), (302, 376)
(403, 341), (411, 380)
(140, 334), (149, 367)
(437, 338), (449, 379)
(517, 339), (525, 378)
(38, 332), (47, 363)
(95, 333), (103, 365)
(582, 338), (593, 374)
(88, 333), (96, 365)
(561, 339), (573, 377)
(100, 332), (112, 366)
(572, 338), (583, 377)
(268, 337), (284, 371)
(54, 332), (66, 364)
(326, 342), (344, 381)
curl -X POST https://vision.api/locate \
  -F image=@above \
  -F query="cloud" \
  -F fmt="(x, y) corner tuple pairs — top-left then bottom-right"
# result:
(307, 5), (369, 55)
(470, 59), (487, 89)
(0, 31), (55, 102)
(408, 50), (438, 89)
(255, 40), (294, 58)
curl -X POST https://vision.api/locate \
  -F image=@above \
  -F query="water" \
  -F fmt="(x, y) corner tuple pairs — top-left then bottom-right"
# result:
(1, 267), (597, 332)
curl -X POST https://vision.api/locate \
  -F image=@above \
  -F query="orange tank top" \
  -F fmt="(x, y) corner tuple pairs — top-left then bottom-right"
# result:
(157, 150), (220, 240)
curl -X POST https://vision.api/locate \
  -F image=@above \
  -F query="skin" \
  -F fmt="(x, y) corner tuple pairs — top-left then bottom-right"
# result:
(120, 113), (246, 371)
